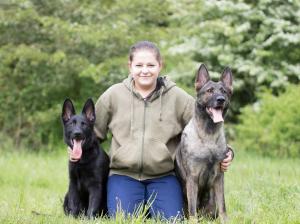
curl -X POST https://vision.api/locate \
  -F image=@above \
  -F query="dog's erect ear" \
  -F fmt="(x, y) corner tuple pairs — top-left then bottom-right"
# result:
(82, 98), (95, 123)
(220, 67), (233, 94)
(195, 64), (210, 91)
(62, 98), (75, 123)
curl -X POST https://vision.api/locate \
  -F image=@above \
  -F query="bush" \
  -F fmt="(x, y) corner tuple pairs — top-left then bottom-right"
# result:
(234, 84), (300, 158)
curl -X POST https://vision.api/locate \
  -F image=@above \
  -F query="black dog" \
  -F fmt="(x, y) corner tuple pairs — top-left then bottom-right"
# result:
(61, 98), (109, 218)
(176, 64), (233, 223)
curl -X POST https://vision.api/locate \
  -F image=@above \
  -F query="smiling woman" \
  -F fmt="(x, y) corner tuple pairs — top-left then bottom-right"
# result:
(90, 41), (196, 220)
(128, 43), (163, 98)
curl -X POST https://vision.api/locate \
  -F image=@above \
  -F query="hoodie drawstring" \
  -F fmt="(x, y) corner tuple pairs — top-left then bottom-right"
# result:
(130, 79), (134, 138)
(159, 87), (164, 121)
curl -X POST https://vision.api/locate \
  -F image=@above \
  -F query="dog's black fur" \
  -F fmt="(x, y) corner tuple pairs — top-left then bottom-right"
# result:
(175, 64), (233, 223)
(61, 98), (109, 218)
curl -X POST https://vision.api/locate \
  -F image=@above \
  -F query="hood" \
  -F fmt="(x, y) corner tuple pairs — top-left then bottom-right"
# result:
(122, 75), (177, 137)
(122, 75), (176, 101)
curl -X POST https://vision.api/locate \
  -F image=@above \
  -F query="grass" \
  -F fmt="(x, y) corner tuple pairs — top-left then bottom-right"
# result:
(0, 149), (299, 224)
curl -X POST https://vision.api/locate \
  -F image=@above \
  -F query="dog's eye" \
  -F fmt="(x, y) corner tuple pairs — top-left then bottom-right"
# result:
(81, 122), (85, 126)
(207, 88), (214, 93)
(220, 88), (227, 94)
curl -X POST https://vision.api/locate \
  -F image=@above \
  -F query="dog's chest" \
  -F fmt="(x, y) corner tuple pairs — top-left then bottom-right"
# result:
(183, 123), (227, 161)
(70, 163), (98, 191)
(180, 121), (227, 182)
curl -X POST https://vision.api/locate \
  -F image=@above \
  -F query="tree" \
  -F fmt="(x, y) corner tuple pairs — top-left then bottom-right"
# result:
(0, 0), (171, 149)
(166, 0), (300, 121)
(1, 0), (299, 150)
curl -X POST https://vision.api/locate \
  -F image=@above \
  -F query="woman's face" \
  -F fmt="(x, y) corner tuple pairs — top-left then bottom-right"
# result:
(128, 49), (162, 91)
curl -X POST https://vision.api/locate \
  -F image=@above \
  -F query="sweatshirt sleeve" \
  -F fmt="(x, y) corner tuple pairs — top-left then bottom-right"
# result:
(94, 91), (111, 141)
(182, 95), (195, 126)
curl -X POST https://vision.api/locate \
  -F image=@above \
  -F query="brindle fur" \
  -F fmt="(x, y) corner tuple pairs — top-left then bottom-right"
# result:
(175, 64), (233, 223)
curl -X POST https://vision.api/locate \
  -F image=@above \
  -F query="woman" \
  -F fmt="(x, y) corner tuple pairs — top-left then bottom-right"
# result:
(70, 41), (233, 220)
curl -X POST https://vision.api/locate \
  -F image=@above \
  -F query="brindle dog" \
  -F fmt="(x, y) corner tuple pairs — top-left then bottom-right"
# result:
(175, 64), (233, 223)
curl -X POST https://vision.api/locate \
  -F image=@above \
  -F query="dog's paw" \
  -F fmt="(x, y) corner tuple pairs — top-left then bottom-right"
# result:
(189, 215), (199, 224)
(220, 213), (228, 224)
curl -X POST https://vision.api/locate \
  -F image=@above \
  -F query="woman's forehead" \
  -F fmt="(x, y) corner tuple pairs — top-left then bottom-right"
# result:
(131, 50), (159, 61)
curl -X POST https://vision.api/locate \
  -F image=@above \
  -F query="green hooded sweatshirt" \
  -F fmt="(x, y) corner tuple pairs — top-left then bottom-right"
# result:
(94, 76), (194, 180)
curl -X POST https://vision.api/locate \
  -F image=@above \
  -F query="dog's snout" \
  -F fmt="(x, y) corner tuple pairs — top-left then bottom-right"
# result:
(217, 96), (225, 103)
(74, 131), (82, 138)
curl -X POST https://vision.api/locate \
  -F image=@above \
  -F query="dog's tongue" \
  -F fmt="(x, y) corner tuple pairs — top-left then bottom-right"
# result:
(72, 139), (82, 159)
(209, 108), (224, 123)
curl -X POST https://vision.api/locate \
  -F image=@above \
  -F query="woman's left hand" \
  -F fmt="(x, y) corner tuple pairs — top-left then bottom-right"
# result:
(220, 150), (233, 172)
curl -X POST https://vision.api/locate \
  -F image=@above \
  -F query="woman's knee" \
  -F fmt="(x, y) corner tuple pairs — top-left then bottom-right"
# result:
(146, 175), (184, 220)
(107, 175), (145, 217)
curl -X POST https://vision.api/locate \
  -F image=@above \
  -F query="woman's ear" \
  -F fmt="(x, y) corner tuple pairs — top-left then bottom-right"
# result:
(128, 61), (132, 74)
(158, 60), (163, 71)
(127, 61), (131, 68)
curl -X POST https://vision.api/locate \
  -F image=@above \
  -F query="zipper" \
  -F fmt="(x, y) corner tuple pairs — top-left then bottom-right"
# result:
(139, 99), (147, 181)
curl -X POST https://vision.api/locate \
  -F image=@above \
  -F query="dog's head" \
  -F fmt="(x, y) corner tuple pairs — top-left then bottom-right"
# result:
(195, 64), (233, 123)
(61, 98), (96, 159)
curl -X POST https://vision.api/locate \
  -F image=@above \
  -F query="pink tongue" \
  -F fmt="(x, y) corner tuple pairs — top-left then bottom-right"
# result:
(210, 108), (224, 123)
(72, 139), (82, 159)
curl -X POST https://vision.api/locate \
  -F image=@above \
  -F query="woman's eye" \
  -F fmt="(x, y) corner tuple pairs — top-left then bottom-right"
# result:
(148, 64), (155, 67)
(135, 64), (142, 67)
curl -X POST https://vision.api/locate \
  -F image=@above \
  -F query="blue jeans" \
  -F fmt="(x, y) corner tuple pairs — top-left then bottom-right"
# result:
(107, 174), (183, 220)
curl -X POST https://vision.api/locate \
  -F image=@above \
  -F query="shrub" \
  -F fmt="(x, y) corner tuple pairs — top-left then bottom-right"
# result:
(234, 84), (300, 158)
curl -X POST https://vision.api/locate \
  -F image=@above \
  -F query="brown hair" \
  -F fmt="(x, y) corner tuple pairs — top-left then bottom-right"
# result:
(128, 41), (162, 63)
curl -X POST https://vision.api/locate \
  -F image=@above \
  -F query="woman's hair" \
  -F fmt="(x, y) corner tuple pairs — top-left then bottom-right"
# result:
(128, 41), (162, 63)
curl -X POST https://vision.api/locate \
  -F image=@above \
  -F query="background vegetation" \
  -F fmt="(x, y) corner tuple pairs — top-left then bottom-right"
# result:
(0, 1), (299, 152)
(1, 1), (300, 223)
(235, 84), (300, 158)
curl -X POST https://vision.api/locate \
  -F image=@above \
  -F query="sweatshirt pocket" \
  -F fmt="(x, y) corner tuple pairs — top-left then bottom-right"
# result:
(110, 141), (140, 172)
(142, 138), (174, 176)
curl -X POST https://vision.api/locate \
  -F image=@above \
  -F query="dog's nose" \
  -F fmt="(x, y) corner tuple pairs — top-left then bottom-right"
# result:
(217, 96), (225, 103)
(74, 132), (82, 138)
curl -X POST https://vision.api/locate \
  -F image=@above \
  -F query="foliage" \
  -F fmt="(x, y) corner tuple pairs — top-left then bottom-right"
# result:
(0, 0), (171, 149)
(0, 150), (299, 223)
(167, 0), (300, 121)
(234, 84), (300, 158)
(0, 0), (300, 150)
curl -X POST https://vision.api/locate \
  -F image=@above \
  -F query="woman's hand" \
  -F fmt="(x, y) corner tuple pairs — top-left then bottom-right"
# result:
(220, 148), (234, 172)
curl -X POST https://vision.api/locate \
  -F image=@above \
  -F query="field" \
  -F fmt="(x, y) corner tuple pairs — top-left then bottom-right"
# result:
(0, 149), (299, 224)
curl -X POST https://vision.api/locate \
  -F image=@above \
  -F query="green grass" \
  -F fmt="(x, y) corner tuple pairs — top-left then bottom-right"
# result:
(0, 149), (299, 224)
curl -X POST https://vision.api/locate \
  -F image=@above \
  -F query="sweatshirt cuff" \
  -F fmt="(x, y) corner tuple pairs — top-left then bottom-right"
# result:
(227, 144), (235, 160)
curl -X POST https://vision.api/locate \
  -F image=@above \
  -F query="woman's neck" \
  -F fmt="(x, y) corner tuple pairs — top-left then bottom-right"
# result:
(134, 83), (157, 98)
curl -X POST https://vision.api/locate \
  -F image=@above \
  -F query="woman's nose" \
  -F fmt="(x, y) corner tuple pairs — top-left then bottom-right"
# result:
(141, 66), (148, 73)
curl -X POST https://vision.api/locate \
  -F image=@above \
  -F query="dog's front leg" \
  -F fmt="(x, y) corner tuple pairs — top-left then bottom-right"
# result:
(186, 176), (198, 218)
(214, 173), (227, 223)
(86, 186), (102, 218)
(67, 182), (81, 217)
